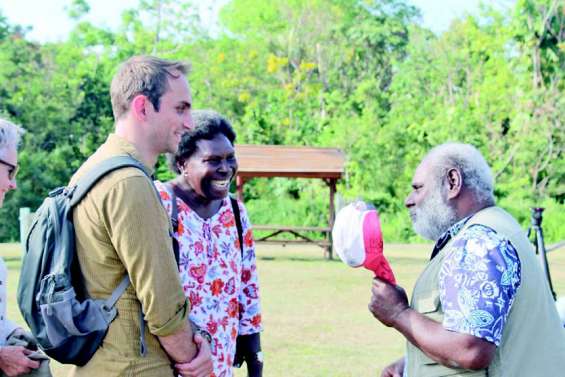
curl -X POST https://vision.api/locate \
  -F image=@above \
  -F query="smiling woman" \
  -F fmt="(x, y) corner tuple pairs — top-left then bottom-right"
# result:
(154, 110), (263, 377)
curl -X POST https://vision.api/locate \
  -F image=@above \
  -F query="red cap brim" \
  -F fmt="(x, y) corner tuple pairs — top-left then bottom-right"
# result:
(362, 210), (396, 284)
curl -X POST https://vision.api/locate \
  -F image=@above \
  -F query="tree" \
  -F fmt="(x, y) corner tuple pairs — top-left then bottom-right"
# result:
(0, 0), (562, 241)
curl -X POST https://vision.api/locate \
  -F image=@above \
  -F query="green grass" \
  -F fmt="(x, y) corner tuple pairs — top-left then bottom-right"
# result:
(2, 242), (565, 377)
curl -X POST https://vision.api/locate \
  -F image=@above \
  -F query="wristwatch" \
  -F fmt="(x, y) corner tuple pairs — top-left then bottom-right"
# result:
(189, 320), (213, 345)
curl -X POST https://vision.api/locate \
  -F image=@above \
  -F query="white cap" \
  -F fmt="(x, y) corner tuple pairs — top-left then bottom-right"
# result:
(332, 201), (370, 267)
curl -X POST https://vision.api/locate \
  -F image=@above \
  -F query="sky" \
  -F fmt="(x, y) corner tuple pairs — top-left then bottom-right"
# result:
(0, 0), (511, 43)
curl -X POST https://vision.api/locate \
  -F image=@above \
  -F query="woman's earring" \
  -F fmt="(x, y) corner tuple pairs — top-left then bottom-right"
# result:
(178, 163), (186, 177)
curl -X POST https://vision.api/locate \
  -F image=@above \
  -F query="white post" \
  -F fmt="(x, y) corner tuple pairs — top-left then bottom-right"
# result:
(19, 207), (31, 252)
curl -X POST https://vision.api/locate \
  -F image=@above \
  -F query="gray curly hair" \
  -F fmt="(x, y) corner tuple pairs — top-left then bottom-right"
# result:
(425, 142), (495, 206)
(0, 118), (25, 151)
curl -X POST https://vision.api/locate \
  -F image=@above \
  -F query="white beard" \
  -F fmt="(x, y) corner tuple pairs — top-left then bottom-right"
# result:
(411, 186), (458, 241)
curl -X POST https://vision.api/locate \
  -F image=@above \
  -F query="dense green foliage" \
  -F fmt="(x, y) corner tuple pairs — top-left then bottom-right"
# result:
(0, 0), (563, 242)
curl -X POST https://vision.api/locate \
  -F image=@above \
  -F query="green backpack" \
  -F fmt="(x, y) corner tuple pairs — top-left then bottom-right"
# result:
(17, 156), (149, 365)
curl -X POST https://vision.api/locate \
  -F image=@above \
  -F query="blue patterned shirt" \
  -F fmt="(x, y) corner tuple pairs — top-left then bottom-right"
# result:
(438, 221), (521, 346)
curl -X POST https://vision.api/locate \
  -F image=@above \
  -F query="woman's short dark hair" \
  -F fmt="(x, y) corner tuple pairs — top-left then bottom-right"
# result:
(168, 109), (236, 174)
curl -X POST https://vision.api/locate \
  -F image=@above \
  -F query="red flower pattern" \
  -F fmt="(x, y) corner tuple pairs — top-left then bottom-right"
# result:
(189, 291), (202, 307)
(250, 314), (262, 328)
(194, 240), (204, 255)
(218, 210), (235, 227)
(207, 317), (218, 335)
(189, 264), (207, 284)
(244, 229), (254, 248)
(241, 269), (251, 284)
(227, 298), (238, 318)
(212, 224), (222, 237)
(210, 279), (224, 296)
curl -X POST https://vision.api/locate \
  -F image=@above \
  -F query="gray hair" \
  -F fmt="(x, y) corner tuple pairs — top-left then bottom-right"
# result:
(425, 142), (495, 206)
(110, 55), (191, 120)
(0, 118), (25, 151)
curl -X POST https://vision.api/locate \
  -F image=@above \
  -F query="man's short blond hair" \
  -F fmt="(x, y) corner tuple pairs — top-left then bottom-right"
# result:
(110, 55), (190, 120)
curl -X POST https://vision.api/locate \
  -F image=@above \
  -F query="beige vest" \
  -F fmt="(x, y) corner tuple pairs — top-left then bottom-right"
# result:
(406, 206), (565, 377)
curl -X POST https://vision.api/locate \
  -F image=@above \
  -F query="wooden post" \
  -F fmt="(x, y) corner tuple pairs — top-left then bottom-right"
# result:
(236, 175), (245, 202)
(327, 179), (336, 260)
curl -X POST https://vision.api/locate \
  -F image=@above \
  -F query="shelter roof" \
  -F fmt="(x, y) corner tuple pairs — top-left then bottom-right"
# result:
(235, 144), (345, 179)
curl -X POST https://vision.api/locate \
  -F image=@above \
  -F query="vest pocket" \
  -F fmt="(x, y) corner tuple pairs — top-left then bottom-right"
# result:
(410, 290), (487, 377)
(419, 362), (487, 377)
(413, 289), (440, 314)
(418, 352), (486, 376)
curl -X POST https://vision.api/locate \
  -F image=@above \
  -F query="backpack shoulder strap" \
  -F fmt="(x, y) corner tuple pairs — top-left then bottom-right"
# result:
(105, 275), (131, 308)
(69, 155), (149, 208)
(230, 196), (244, 257)
(165, 183), (180, 266)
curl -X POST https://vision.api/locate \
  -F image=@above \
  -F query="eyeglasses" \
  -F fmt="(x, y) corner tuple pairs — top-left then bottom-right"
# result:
(0, 158), (19, 180)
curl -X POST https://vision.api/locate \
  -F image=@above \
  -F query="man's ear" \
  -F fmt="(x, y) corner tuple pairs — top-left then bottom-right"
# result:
(131, 94), (148, 121)
(446, 168), (462, 199)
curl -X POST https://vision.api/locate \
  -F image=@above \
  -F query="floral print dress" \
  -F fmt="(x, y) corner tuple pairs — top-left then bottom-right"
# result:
(156, 181), (263, 377)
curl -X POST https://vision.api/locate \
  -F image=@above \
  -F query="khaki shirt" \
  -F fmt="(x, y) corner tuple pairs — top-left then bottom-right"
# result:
(69, 134), (189, 376)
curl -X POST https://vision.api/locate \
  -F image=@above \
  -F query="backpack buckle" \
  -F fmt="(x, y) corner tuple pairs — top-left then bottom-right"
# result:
(64, 186), (77, 198)
(48, 187), (66, 197)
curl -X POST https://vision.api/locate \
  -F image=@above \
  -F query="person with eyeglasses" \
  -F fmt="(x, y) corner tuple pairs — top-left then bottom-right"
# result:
(0, 158), (17, 184)
(0, 118), (52, 376)
(0, 120), (20, 207)
(0, 157), (17, 183)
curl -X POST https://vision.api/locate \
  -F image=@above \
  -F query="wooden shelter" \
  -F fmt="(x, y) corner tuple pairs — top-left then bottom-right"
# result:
(235, 144), (345, 259)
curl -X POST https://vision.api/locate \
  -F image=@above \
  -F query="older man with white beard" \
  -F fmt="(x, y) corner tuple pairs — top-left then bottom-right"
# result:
(369, 143), (565, 377)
